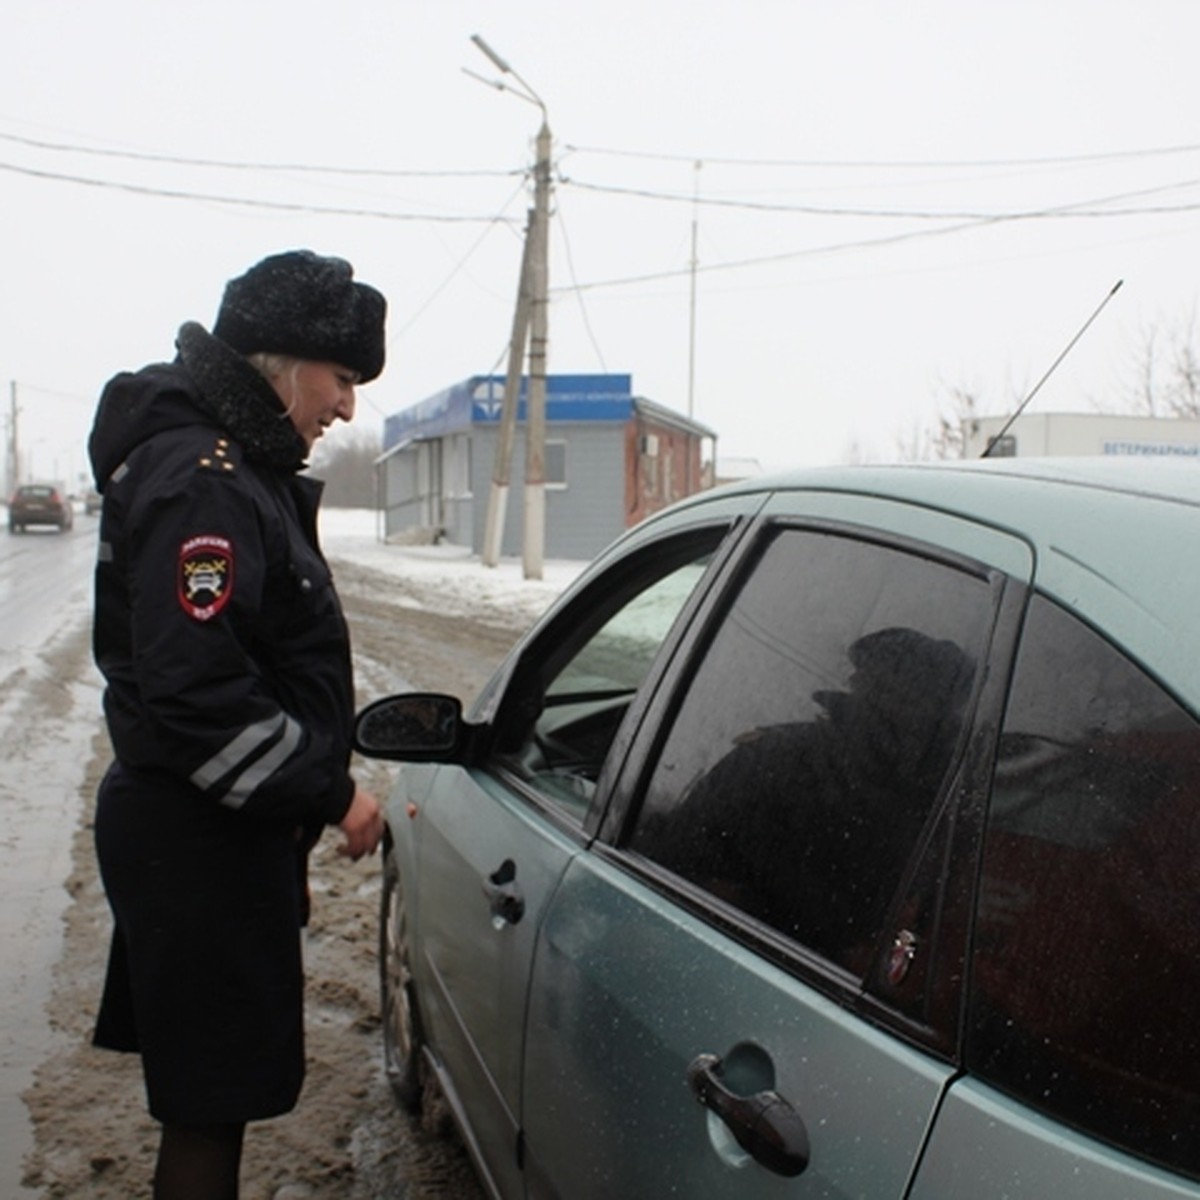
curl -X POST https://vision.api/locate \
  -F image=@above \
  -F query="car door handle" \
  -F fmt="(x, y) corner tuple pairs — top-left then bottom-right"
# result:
(482, 858), (525, 925)
(686, 1052), (810, 1178)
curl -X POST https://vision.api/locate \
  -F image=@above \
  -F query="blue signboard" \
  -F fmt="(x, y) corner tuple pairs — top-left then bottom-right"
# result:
(383, 374), (634, 452)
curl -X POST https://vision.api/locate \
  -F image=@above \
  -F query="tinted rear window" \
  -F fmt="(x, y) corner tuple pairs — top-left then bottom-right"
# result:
(970, 594), (1200, 1179)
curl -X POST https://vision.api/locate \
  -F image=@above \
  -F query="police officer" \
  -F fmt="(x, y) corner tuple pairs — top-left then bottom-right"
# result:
(88, 250), (387, 1200)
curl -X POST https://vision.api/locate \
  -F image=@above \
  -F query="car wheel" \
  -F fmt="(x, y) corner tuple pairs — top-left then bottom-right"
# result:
(380, 847), (425, 1113)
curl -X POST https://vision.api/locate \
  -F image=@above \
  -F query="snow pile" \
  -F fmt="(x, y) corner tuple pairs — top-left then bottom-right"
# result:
(318, 508), (586, 626)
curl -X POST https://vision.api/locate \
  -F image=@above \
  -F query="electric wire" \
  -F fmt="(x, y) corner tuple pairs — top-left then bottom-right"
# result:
(0, 158), (519, 223)
(558, 174), (1200, 220)
(0, 127), (522, 178)
(391, 178), (529, 340)
(564, 140), (1200, 170)
(552, 192), (609, 371)
(553, 215), (1014, 294)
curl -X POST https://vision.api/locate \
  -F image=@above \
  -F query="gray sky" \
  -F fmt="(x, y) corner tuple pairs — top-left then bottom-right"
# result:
(3, 0), (1199, 486)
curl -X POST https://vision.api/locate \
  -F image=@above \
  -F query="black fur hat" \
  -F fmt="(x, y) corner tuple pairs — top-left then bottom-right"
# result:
(212, 250), (387, 382)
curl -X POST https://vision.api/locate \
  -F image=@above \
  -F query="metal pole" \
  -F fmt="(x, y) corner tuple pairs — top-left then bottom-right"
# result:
(481, 212), (535, 567)
(687, 160), (701, 420)
(523, 119), (551, 581)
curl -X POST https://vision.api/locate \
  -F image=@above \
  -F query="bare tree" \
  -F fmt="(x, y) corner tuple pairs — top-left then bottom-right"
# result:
(1116, 310), (1200, 418)
(308, 427), (381, 508)
(895, 384), (980, 461)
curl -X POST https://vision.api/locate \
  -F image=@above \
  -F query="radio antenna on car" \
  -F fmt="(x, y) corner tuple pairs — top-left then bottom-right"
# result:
(981, 278), (1124, 457)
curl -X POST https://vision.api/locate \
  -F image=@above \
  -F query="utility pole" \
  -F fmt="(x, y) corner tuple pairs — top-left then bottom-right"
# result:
(8, 380), (18, 495)
(481, 215), (534, 567)
(523, 118), (551, 581)
(687, 160), (702, 420)
(466, 35), (551, 579)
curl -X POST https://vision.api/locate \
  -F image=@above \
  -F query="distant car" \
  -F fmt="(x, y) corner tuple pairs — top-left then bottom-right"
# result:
(84, 489), (102, 516)
(354, 458), (1200, 1200)
(8, 483), (73, 533)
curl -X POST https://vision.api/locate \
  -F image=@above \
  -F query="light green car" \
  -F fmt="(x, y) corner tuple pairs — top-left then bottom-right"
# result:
(355, 458), (1200, 1199)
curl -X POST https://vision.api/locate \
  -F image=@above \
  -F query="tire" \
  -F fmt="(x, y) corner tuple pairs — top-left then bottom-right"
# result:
(380, 847), (425, 1113)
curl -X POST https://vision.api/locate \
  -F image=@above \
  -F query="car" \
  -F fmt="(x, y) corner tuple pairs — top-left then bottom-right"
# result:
(84, 488), (102, 516)
(8, 482), (74, 533)
(353, 457), (1200, 1200)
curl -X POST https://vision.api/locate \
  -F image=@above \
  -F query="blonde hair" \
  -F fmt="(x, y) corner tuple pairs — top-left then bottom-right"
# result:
(246, 351), (296, 381)
(246, 352), (302, 418)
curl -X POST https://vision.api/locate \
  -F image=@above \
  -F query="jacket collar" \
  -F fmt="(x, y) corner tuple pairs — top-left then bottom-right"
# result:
(175, 321), (308, 472)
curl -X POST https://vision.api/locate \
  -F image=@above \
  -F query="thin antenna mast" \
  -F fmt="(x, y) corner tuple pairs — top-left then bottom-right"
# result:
(981, 278), (1124, 457)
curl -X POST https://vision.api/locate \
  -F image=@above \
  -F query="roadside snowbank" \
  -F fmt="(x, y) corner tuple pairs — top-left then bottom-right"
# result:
(319, 508), (586, 627)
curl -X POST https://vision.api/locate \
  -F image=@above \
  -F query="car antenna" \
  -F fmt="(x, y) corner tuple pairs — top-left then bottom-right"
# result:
(981, 278), (1124, 457)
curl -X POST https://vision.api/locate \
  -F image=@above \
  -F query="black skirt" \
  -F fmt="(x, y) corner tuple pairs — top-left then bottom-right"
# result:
(93, 761), (307, 1125)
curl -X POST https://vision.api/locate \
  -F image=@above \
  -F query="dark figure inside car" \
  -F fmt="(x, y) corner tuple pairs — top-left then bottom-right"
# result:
(635, 627), (976, 972)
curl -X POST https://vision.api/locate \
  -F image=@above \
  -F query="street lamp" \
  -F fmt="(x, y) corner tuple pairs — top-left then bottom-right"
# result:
(467, 36), (551, 580)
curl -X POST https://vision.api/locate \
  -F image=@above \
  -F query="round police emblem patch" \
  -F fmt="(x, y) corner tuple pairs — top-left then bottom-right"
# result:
(178, 534), (234, 621)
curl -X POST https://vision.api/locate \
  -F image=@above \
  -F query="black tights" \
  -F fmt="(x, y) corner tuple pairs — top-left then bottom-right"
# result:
(154, 1121), (246, 1200)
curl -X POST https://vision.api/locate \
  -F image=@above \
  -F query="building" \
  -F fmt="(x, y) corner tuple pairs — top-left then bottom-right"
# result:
(962, 411), (1200, 459)
(377, 373), (717, 559)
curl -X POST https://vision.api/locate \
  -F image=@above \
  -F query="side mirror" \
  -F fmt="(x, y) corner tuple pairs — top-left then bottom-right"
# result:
(353, 693), (467, 762)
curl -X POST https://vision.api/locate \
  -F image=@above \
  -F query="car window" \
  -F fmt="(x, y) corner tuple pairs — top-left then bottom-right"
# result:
(969, 594), (1200, 1181)
(626, 527), (996, 979)
(491, 533), (724, 824)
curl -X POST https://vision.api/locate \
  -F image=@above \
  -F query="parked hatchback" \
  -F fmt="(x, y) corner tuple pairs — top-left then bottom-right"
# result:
(355, 458), (1200, 1199)
(8, 482), (73, 532)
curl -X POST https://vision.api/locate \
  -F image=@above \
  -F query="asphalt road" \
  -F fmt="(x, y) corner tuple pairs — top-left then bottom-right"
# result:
(0, 511), (99, 1199)
(1, 512), (493, 1197)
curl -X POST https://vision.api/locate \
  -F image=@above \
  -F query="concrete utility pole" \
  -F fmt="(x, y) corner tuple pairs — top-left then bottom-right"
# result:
(523, 118), (551, 581)
(8, 381), (19, 495)
(466, 35), (551, 579)
(481, 216), (534, 567)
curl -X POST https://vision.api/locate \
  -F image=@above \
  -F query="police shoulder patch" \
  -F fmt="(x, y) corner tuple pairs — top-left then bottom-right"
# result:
(178, 534), (234, 621)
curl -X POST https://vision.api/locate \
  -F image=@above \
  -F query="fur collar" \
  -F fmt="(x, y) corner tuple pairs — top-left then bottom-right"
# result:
(175, 321), (308, 472)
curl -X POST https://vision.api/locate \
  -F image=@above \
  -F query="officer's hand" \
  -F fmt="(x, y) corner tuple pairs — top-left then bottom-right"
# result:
(338, 785), (384, 861)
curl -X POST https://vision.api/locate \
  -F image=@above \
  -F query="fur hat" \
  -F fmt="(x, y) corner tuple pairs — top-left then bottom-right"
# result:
(212, 250), (387, 382)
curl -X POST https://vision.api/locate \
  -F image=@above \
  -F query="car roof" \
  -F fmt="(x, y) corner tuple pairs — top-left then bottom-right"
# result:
(684, 457), (1200, 712)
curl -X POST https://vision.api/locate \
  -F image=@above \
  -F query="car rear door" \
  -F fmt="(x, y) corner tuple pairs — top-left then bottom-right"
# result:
(519, 495), (1034, 1198)
(911, 588), (1200, 1198)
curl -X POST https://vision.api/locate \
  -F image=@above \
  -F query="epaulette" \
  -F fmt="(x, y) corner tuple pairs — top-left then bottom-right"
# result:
(197, 435), (240, 476)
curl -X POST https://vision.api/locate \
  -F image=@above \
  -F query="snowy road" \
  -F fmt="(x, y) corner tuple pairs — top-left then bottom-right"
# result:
(1, 509), (580, 1196)
(0, 515), (100, 1198)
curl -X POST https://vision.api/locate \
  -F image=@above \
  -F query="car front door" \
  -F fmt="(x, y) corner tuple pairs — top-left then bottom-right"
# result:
(413, 520), (739, 1198)
(519, 501), (1034, 1198)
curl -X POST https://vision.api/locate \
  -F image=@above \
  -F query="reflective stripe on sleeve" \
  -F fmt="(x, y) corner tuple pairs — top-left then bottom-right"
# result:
(217, 715), (304, 810)
(190, 712), (290, 792)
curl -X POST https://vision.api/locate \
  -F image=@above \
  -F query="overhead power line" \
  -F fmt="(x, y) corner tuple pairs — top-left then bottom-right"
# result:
(0, 159), (520, 223)
(564, 139), (1200, 170)
(552, 216), (992, 293)
(559, 174), (1200, 220)
(552, 186), (1200, 295)
(0, 128), (522, 179)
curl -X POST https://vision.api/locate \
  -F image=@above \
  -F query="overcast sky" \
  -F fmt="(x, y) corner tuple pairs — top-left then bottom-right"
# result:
(3, 0), (1199, 486)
